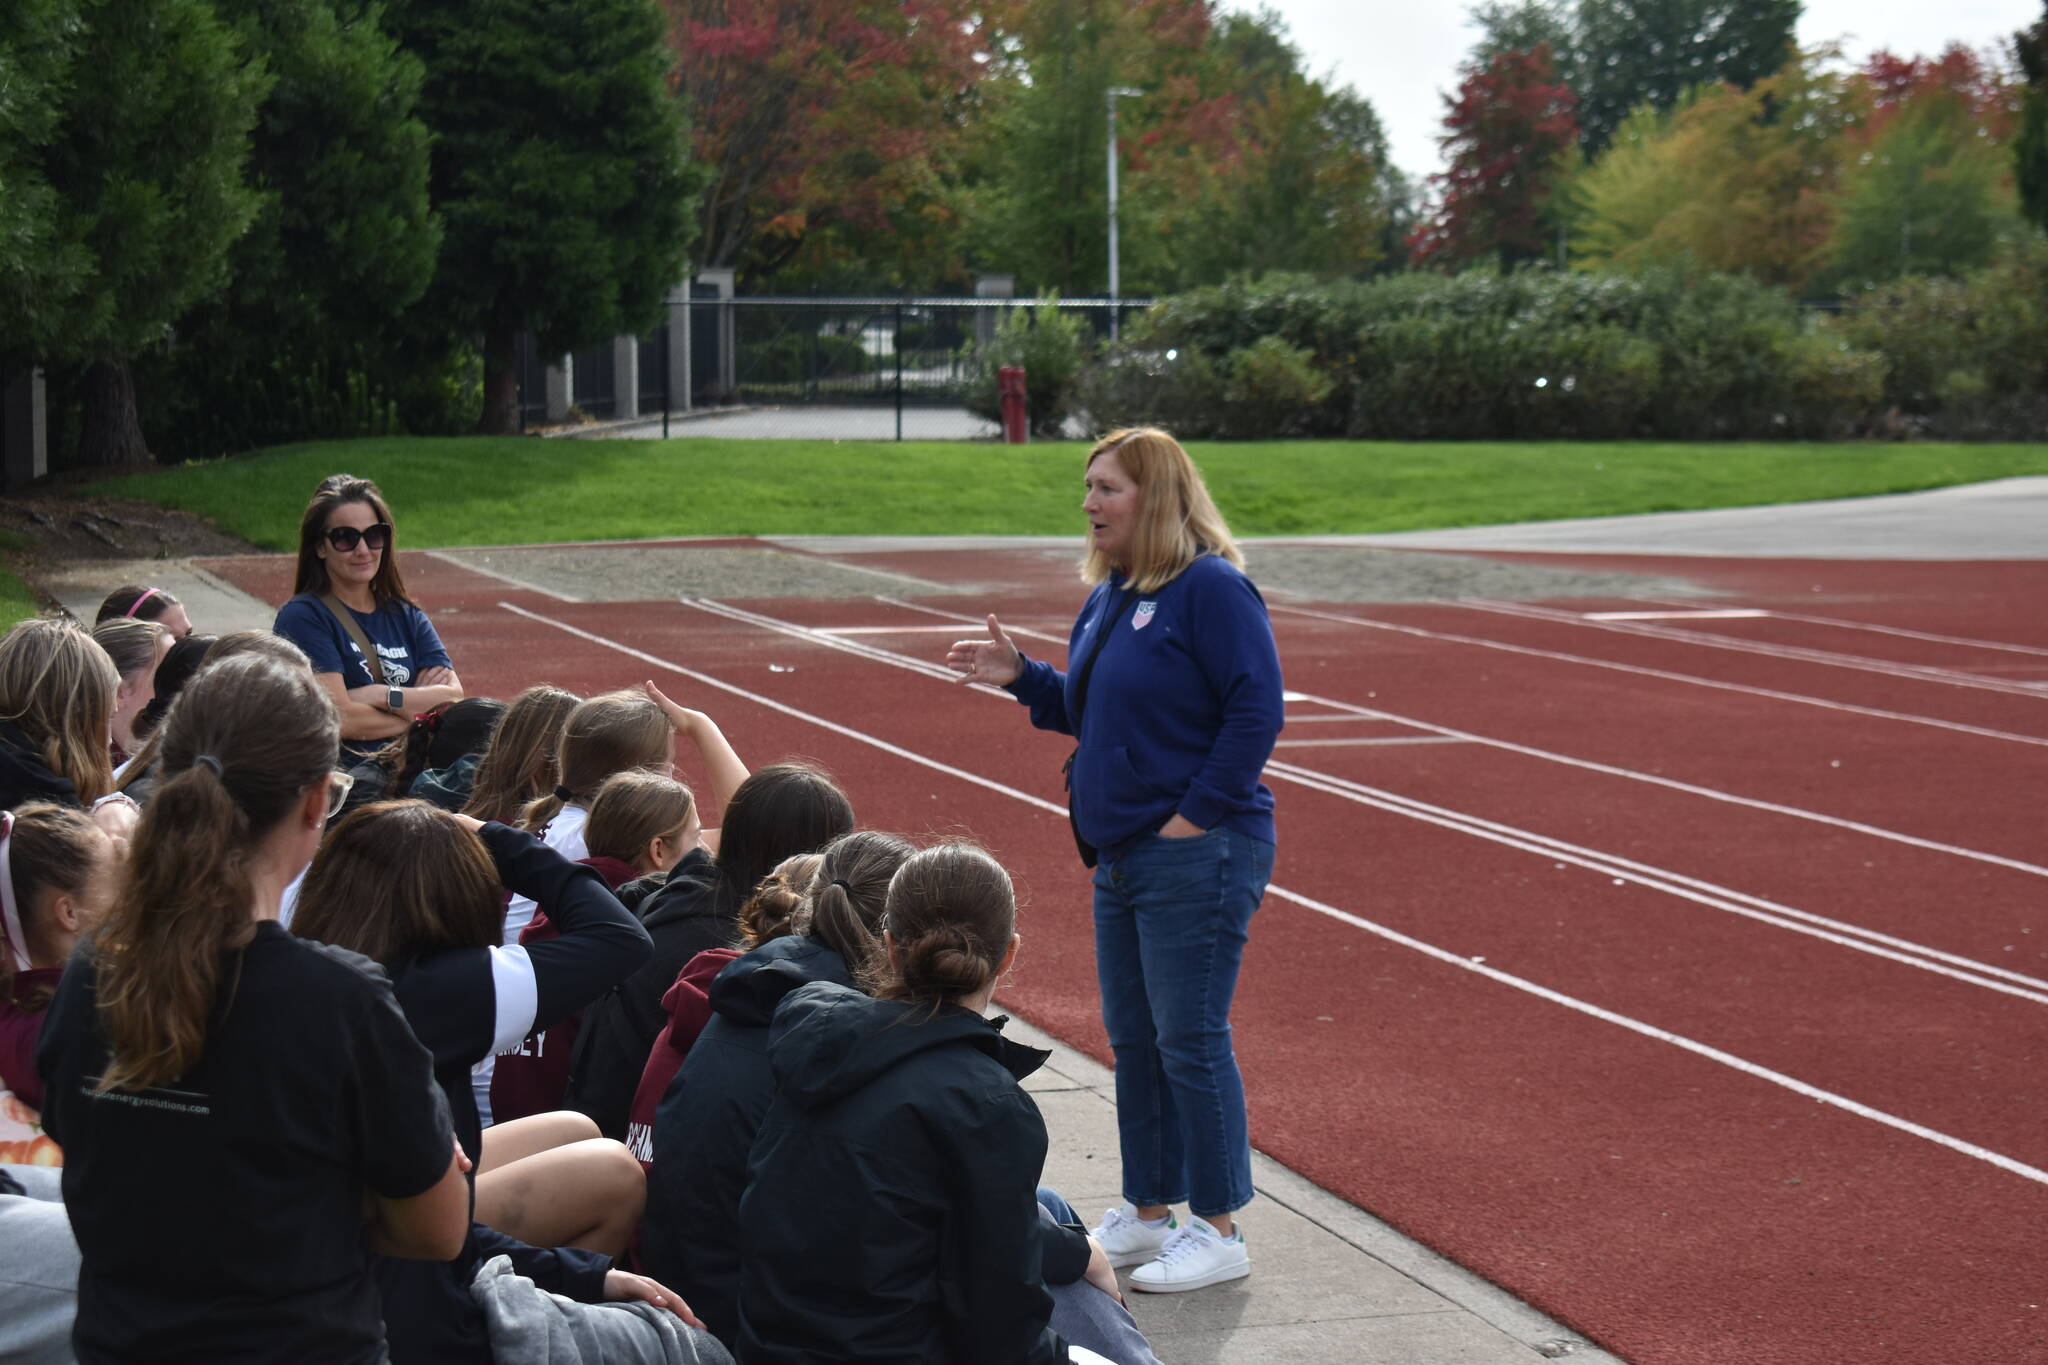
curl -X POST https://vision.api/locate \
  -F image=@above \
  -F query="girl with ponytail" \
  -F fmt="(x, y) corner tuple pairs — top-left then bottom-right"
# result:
(0, 619), (136, 851)
(0, 804), (115, 1121)
(733, 844), (1152, 1365)
(33, 654), (471, 1363)
(637, 831), (909, 1345)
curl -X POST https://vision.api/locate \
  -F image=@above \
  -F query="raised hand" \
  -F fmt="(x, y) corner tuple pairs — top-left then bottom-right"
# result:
(945, 614), (1024, 687)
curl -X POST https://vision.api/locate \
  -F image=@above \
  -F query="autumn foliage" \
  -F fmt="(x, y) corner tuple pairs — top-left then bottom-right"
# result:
(1410, 45), (1578, 272)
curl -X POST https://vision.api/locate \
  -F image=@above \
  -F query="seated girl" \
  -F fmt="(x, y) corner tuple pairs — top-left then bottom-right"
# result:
(461, 684), (579, 826)
(95, 584), (193, 639)
(639, 832), (909, 1343)
(89, 617), (170, 767)
(491, 770), (700, 1126)
(734, 844), (1137, 1365)
(0, 802), (117, 1152)
(34, 654), (472, 1362)
(406, 697), (509, 811)
(0, 618), (139, 850)
(292, 800), (724, 1364)
(564, 763), (852, 1140)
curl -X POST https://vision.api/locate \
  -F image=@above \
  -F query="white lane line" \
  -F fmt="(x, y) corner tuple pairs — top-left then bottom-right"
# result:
(1272, 736), (1467, 748)
(1264, 759), (2048, 1002)
(498, 597), (2048, 1189)
(687, 596), (2048, 999)
(1268, 602), (2048, 750)
(875, 595), (2048, 882)
(1584, 609), (1771, 621)
(1461, 597), (2048, 700)
(496, 602), (1061, 816)
(1262, 882), (2048, 1188)
(425, 550), (580, 602)
(822, 624), (974, 634)
(1631, 596), (2048, 659)
(1277, 686), (2048, 882)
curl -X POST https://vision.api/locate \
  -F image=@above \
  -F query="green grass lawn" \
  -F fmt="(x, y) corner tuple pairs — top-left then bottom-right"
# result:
(77, 435), (2048, 550)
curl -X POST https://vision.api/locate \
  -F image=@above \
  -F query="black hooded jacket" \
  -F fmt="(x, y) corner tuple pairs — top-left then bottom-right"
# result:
(734, 981), (1069, 1365)
(0, 720), (80, 812)
(642, 934), (855, 1345)
(564, 846), (727, 1138)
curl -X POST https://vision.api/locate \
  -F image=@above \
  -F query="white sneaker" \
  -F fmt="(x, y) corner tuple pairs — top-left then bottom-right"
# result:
(1127, 1215), (1249, 1293)
(1089, 1202), (1178, 1270)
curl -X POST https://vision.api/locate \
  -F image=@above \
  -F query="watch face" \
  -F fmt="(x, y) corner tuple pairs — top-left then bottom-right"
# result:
(388, 687), (404, 710)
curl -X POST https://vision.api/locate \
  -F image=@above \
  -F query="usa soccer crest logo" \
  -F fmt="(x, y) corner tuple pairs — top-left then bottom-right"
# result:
(1132, 600), (1157, 630)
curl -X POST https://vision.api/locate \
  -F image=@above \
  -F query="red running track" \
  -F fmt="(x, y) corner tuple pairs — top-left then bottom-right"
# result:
(207, 545), (2048, 1365)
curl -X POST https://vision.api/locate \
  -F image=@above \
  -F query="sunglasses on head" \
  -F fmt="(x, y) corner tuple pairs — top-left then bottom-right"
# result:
(324, 523), (391, 552)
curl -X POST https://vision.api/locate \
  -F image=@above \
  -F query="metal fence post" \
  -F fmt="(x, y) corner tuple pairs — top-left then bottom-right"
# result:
(661, 302), (671, 440)
(895, 298), (904, 442)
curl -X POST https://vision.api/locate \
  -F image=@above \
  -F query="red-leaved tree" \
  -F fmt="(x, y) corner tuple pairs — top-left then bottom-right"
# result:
(667, 0), (986, 283)
(1410, 45), (1578, 272)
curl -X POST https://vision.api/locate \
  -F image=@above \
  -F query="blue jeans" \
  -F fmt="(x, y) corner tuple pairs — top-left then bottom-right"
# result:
(1092, 827), (1273, 1219)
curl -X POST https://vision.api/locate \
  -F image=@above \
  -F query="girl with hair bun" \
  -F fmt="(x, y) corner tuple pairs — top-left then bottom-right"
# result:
(733, 843), (1149, 1365)
(637, 832), (907, 1345)
(34, 654), (472, 1363)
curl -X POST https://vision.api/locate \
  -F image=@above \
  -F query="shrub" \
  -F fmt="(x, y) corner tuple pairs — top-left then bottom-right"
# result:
(962, 296), (1092, 436)
(1221, 337), (1335, 437)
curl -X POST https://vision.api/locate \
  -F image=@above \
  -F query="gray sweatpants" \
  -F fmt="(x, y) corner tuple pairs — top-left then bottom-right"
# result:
(0, 1164), (79, 1365)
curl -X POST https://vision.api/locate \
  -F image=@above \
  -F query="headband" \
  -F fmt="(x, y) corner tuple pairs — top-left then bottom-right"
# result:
(123, 587), (163, 619)
(0, 812), (27, 973)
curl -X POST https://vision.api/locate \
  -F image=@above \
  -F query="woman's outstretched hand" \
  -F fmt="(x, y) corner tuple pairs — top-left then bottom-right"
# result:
(946, 614), (1024, 687)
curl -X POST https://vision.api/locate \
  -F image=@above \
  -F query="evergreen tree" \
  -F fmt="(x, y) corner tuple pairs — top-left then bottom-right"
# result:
(145, 0), (442, 459)
(0, 0), (86, 357)
(22, 0), (270, 466)
(390, 0), (699, 433)
(2015, 4), (2048, 232)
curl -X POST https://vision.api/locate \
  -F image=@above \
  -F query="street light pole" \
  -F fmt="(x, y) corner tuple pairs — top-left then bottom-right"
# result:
(1107, 86), (1141, 343)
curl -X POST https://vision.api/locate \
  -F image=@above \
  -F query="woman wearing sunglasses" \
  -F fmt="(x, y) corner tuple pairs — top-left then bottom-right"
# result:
(275, 475), (464, 760)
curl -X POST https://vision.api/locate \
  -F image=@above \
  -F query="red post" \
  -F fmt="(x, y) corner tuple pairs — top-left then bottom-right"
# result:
(998, 366), (1028, 444)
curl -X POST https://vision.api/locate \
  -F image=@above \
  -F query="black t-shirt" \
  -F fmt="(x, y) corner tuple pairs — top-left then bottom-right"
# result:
(36, 920), (454, 1365)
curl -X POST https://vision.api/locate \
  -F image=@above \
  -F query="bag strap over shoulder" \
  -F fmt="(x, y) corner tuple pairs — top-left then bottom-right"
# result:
(1070, 587), (1136, 732)
(320, 593), (386, 685)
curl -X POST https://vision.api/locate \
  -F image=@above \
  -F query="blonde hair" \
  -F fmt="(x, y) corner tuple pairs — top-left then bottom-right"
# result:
(584, 770), (695, 869)
(0, 618), (120, 804)
(1079, 427), (1243, 593)
(518, 690), (671, 833)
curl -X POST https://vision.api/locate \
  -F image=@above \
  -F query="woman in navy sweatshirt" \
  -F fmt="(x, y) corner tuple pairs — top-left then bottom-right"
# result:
(947, 427), (1284, 1295)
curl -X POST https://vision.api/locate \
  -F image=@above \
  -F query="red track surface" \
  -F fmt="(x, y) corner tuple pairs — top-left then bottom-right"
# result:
(208, 545), (2048, 1365)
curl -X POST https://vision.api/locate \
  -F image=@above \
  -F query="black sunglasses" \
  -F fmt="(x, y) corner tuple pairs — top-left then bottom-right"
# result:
(324, 523), (392, 552)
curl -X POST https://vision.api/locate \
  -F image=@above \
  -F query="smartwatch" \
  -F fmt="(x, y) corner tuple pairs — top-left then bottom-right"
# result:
(386, 685), (404, 713)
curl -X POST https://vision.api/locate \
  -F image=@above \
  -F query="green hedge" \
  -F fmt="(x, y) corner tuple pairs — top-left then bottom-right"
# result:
(1079, 249), (2048, 441)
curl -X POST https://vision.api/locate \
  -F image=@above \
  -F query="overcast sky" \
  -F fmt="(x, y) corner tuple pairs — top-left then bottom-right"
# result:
(1228, 1), (2041, 181)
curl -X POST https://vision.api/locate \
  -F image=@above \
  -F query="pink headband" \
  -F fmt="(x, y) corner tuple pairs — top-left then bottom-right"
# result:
(124, 587), (163, 618)
(0, 812), (27, 973)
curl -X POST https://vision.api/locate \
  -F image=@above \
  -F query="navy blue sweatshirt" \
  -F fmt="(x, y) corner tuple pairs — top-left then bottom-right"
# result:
(1008, 553), (1284, 861)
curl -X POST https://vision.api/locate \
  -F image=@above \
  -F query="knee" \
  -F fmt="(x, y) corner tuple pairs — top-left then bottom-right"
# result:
(543, 1109), (602, 1146)
(575, 1138), (645, 1210)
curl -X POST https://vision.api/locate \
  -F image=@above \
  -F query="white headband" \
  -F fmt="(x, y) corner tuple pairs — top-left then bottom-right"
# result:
(0, 812), (28, 973)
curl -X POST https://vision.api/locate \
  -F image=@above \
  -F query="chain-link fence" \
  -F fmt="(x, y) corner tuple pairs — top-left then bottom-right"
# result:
(520, 295), (1149, 440)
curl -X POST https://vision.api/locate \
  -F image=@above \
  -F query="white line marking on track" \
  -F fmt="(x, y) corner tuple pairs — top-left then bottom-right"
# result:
(497, 596), (2048, 1188)
(1584, 609), (1772, 621)
(425, 550), (580, 601)
(1630, 596), (2048, 659)
(1263, 759), (2048, 1002)
(1462, 597), (2048, 700)
(1272, 736), (1467, 748)
(875, 595), (2048, 882)
(822, 624), (975, 634)
(685, 596), (2048, 999)
(1268, 602), (2048, 749)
